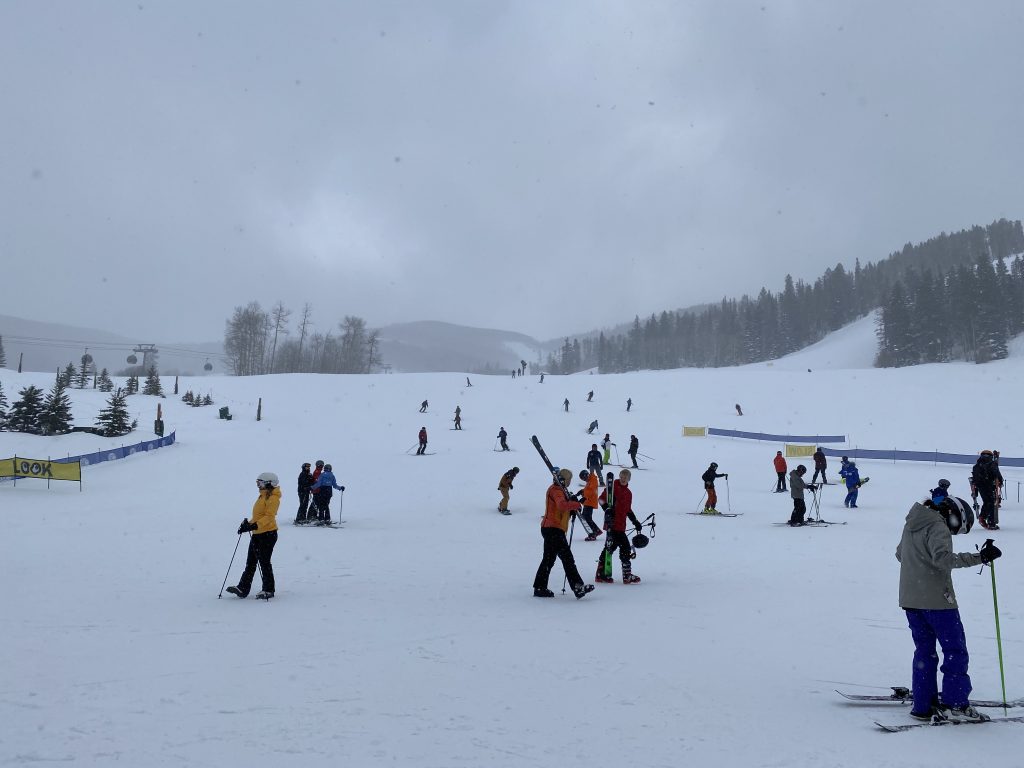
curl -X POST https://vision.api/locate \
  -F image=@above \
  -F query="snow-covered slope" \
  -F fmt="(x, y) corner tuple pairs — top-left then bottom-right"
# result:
(2, 319), (1023, 766)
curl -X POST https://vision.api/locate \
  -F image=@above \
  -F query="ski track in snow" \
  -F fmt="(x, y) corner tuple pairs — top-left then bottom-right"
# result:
(3, 319), (1024, 766)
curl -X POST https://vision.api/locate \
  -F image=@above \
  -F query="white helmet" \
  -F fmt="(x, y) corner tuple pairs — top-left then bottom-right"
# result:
(257, 472), (279, 490)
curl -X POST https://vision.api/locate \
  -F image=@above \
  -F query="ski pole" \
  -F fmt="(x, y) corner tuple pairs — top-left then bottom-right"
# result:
(638, 453), (655, 461)
(338, 487), (343, 523)
(218, 533), (243, 598)
(725, 475), (731, 512)
(493, 438), (499, 451)
(613, 445), (620, 465)
(695, 491), (707, 513)
(987, 542), (1008, 710)
(405, 443), (418, 454)
(563, 512), (576, 594)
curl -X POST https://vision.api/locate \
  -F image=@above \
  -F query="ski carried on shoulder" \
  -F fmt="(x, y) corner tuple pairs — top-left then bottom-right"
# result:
(530, 435), (579, 502)
(875, 715), (1024, 732)
(837, 688), (1024, 708)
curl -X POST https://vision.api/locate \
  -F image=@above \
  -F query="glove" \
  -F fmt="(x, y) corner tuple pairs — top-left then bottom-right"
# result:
(508, 485), (513, 490)
(340, 486), (346, 492)
(237, 519), (251, 535)
(980, 542), (1002, 564)
(725, 474), (729, 479)
(809, 484), (817, 491)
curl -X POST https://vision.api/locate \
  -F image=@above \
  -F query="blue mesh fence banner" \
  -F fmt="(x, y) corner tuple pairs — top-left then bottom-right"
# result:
(701, 428), (1021, 468)
(817, 445), (1024, 468)
(707, 427), (846, 444)
(52, 431), (177, 468)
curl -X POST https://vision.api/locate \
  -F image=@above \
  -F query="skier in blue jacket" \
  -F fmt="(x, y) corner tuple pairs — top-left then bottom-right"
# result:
(310, 463), (345, 525)
(840, 461), (860, 508)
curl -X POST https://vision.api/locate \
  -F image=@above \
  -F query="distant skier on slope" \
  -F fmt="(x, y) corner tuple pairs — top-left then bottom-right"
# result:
(419, 399), (428, 413)
(627, 435), (639, 468)
(701, 462), (727, 514)
(587, 419), (598, 435)
(310, 463), (344, 525)
(812, 447), (828, 484)
(416, 427), (428, 455)
(497, 427), (509, 451)
(787, 465), (816, 526)
(586, 443), (604, 486)
(295, 462), (315, 525)
(497, 467), (518, 515)
(586, 390), (594, 402)
(773, 451), (787, 493)
(840, 461), (861, 508)
(601, 433), (614, 464)
(579, 470), (602, 540)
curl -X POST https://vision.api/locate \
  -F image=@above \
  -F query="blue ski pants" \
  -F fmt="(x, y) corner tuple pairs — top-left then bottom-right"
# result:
(905, 607), (972, 711)
(844, 487), (858, 507)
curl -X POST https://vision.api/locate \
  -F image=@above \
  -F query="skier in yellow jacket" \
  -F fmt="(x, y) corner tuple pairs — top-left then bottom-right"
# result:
(227, 472), (281, 600)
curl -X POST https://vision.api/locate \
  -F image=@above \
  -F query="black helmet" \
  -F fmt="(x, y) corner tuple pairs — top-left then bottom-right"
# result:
(937, 478), (951, 489)
(324, 463), (332, 472)
(936, 496), (974, 535)
(302, 462), (311, 469)
(315, 460), (325, 468)
(797, 464), (807, 473)
(710, 462), (718, 468)
(841, 455), (849, 462)
(632, 533), (650, 549)
(579, 470), (589, 481)
(512, 467), (519, 473)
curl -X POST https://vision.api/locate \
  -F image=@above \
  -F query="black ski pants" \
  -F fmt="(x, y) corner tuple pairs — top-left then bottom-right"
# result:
(297, 489), (311, 521)
(237, 530), (277, 596)
(534, 527), (584, 591)
(789, 498), (807, 525)
(628, 450), (638, 468)
(776, 472), (787, 492)
(580, 506), (601, 536)
(500, 439), (509, 451)
(812, 468), (827, 484)
(312, 489), (333, 521)
(599, 531), (633, 578)
(979, 487), (997, 526)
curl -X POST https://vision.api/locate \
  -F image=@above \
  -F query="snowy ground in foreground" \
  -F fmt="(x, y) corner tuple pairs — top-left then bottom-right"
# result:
(3, 319), (1024, 767)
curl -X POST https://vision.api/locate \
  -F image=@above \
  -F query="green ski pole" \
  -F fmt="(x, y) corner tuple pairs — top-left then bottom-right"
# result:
(987, 540), (1008, 711)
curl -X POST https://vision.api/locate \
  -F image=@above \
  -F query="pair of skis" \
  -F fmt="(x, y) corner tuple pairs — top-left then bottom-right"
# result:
(836, 687), (1024, 731)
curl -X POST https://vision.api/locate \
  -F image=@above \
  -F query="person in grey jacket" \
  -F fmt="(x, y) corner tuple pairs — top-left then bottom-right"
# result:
(895, 482), (1002, 723)
(787, 465), (816, 526)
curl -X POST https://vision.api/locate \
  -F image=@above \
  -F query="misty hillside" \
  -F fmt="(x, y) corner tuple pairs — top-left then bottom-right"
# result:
(0, 314), (222, 376)
(376, 320), (552, 373)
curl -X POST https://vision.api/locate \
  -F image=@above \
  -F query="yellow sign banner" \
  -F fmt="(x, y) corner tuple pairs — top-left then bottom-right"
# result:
(682, 426), (707, 437)
(1, 457), (82, 482)
(785, 444), (816, 458)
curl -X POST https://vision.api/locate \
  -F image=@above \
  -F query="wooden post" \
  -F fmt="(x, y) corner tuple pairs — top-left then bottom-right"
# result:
(18, 352), (23, 373)
(257, 398), (262, 422)
(174, 375), (179, 395)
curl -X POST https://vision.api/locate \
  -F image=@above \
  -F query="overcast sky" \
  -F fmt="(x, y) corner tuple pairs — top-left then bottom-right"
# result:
(2, 1), (1023, 343)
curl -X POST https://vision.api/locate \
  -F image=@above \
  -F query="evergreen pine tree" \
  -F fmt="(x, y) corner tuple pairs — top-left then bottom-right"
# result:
(76, 358), (90, 389)
(95, 388), (133, 437)
(61, 362), (76, 387)
(125, 375), (139, 395)
(8, 385), (45, 434)
(182, 390), (194, 404)
(0, 334), (6, 368)
(39, 376), (74, 435)
(0, 380), (8, 429)
(142, 366), (163, 396)
(203, 393), (213, 405)
(97, 368), (114, 392)
(974, 254), (1008, 362)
